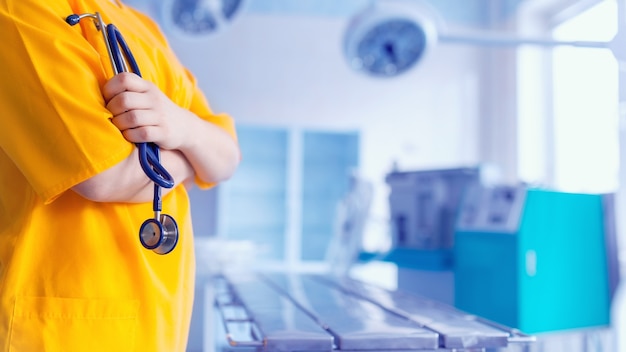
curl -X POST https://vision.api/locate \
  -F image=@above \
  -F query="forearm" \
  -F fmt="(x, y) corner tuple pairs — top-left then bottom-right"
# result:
(177, 111), (241, 185)
(71, 148), (194, 203)
(91, 73), (240, 201)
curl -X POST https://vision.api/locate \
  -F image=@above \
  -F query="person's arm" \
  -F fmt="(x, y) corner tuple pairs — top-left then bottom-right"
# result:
(71, 148), (194, 203)
(72, 73), (240, 203)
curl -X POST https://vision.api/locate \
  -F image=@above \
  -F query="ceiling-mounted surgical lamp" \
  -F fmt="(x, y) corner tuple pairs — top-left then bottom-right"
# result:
(344, 0), (624, 77)
(160, 0), (247, 38)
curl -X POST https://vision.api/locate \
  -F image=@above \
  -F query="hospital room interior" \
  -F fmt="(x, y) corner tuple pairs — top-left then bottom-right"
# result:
(124, 0), (625, 351)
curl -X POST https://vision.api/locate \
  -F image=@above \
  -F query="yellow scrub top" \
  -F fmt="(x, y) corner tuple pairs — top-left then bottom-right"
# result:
(0, 0), (236, 351)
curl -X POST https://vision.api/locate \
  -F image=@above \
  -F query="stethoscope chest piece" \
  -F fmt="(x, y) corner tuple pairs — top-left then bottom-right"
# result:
(140, 214), (179, 255)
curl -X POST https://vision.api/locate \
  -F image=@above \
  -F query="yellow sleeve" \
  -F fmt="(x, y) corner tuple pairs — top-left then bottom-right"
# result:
(0, 0), (133, 203)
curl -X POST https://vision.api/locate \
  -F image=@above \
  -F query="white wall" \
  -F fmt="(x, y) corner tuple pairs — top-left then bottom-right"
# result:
(162, 12), (487, 221)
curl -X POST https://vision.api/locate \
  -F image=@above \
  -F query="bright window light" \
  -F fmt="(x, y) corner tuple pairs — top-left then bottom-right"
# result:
(552, 0), (619, 193)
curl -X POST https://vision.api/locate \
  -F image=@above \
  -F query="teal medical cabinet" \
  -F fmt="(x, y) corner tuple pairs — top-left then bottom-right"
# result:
(454, 185), (620, 334)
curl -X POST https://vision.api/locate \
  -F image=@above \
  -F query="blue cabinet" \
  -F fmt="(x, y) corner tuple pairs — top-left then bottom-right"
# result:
(454, 186), (617, 333)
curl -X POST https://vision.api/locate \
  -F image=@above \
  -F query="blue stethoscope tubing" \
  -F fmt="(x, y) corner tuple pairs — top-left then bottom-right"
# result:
(105, 24), (175, 189)
(66, 12), (179, 255)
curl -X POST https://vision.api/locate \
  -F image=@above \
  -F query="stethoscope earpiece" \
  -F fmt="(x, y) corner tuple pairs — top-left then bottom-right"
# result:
(67, 11), (179, 255)
(65, 14), (81, 26)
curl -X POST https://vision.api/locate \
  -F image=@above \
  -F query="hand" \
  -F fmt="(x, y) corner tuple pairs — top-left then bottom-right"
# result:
(102, 72), (191, 151)
(102, 72), (240, 187)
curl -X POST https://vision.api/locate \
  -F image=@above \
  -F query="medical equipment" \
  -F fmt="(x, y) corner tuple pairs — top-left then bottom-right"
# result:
(344, 0), (626, 77)
(324, 173), (373, 277)
(386, 166), (482, 251)
(160, 0), (247, 37)
(454, 184), (620, 333)
(65, 12), (179, 255)
(382, 166), (485, 272)
(365, 166), (486, 305)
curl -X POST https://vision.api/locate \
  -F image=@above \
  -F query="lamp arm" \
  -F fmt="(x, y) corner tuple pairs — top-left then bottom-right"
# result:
(439, 32), (610, 49)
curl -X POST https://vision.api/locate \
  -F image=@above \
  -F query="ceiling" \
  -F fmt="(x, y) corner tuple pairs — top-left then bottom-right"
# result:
(123, 0), (527, 28)
(244, 0), (524, 25)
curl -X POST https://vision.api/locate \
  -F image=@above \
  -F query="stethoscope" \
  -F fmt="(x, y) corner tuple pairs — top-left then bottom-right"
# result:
(66, 12), (179, 255)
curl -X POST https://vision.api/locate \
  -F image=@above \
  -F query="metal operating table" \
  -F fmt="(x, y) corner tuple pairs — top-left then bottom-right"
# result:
(212, 272), (534, 351)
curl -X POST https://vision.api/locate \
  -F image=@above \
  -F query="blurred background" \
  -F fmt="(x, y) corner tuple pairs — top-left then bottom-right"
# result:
(121, 0), (626, 351)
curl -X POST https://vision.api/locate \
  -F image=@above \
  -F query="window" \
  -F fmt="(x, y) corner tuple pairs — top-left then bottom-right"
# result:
(551, 0), (619, 193)
(217, 125), (360, 270)
(518, 0), (619, 194)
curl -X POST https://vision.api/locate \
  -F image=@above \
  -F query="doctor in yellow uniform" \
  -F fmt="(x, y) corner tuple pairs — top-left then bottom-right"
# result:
(0, 0), (240, 351)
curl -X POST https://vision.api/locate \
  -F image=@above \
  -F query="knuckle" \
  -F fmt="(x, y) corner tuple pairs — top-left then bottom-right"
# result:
(118, 72), (134, 85)
(109, 116), (121, 129)
(122, 126), (150, 143)
(118, 93), (133, 110)
(136, 127), (153, 142)
(126, 110), (141, 125)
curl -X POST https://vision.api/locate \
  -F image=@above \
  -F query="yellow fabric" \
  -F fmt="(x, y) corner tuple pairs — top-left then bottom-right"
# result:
(0, 0), (236, 351)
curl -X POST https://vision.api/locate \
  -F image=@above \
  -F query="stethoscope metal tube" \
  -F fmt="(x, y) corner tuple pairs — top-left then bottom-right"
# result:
(66, 13), (118, 74)
(66, 12), (179, 255)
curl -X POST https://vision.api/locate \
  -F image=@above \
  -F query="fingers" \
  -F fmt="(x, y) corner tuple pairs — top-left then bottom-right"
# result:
(104, 73), (157, 143)
(112, 109), (169, 145)
(106, 90), (152, 116)
(104, 73), (161, 135)
(102, 72), (150, 103)
(102, 73), (185, 149)
(110, 109), (153, 131)
(119, 123), (162, 144)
